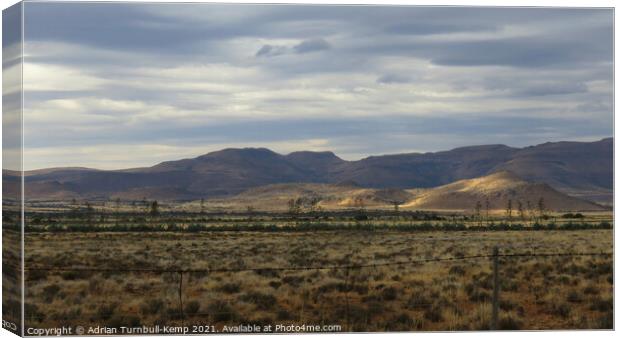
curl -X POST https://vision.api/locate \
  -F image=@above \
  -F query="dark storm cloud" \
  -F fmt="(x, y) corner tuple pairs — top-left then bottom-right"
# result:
(376, 74), (411, 84)
(255, 45), (274, 57)
(23, 4), (613, 69)
(430, 33), (612, 68)
(254, 38), (330, 58)
(385, 22), (496, 35)
(255, 44), (288, 57)
(23, 3), (339, 54)
(293, 38), (331, 53)
(24, 3), (198, 52)
(348, 23), (612, 69)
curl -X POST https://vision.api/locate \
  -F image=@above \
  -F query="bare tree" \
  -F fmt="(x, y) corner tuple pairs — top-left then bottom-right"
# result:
(287, 198), (302, 215)
(309, 197), (321, 212)
(115, 198), (121, 225)
(485, 197), (490, 224)
(85, 201), (94, 223)
(475, 200), (482, 226)
(150, 200), (159, 217)
(246, 205), (255, 221)
(537, 197), (546, 222)
(506, 199), (513, 223)
(517, 200), (525, 222)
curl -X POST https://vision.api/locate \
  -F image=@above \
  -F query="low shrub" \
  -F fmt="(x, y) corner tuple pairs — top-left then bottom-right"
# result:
(97, 303), (118, 321)
(239, 291), (277, 310)
(590, 297), (613, 312)
(140, 299), (164, 316)
(206, 300), (235, 322)
(185, 301), (201, 316)
(423, 304), (444, 322)
(381, 286), (398, 301)
(217, 283), (241, 294)
(41, 284), (60, 303)
(498, 314), (523, 330)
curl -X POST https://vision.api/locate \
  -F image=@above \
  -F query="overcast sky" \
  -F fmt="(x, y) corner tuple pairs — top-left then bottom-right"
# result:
(10, 3), (614, 169)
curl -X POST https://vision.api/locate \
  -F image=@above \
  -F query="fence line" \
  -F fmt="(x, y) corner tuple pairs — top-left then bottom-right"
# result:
(11, 249), (613, 330)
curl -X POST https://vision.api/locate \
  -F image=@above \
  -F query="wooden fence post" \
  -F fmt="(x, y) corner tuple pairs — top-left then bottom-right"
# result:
(179, 271), (185, 327)
(491, 246), (499, 330)
(344, 266), (350, 332)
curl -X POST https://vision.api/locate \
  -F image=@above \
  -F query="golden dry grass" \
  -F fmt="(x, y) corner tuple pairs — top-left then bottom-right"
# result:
(17, 229), (613, 331)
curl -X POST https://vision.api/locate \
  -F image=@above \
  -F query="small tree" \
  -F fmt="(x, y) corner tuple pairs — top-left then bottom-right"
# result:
(526, 200), (534, 224)
(537, 197), (546, 221)
(309, 197), (321, 212)
(474, 200), (482, 226)
(287, 198), (301, 215)
(352, 196), (367, 222)
(505, 199), (513, 223)
(246, 205), (255, 221)
(517, 200), (525, 222)
(85, 201), (94, 223)
(485, 197), (490, 224)
(150, 200), (160, 217)
(114, 198), (121, 225)
(70, 198), (79, 217)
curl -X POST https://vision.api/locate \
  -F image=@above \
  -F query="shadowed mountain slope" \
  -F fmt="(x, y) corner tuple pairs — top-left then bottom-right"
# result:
(6, 138), (612, 203)
(493, 138), (613, 204)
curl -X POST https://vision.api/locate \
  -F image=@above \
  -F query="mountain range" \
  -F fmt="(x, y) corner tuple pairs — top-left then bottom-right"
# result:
(3, 138), (612, 206)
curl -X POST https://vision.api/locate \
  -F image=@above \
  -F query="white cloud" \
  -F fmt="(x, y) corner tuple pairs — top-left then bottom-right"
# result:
(2, 62), (22, 94)
(23, 138), (333, 170)
(23, 63), (108, 92)
(17, 5), (612, 170)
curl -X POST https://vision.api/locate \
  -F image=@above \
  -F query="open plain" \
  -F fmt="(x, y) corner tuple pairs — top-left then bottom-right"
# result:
(7, 212), (612, 332)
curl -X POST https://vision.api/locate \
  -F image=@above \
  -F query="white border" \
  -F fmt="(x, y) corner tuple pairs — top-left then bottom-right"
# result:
(0, 1), (616, 338)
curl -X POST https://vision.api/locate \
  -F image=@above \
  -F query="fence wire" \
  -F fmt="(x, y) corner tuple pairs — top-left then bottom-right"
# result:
(7, 250), (613, 330)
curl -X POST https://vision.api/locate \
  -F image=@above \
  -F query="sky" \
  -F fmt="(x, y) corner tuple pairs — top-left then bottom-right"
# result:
(5, 3), (614, 170)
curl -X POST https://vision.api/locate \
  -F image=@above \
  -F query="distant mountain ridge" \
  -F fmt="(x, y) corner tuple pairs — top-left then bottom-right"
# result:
(4, 138), (612, 204)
